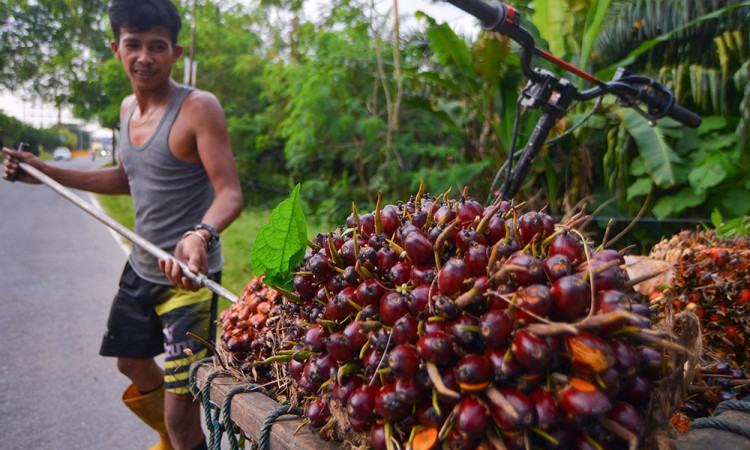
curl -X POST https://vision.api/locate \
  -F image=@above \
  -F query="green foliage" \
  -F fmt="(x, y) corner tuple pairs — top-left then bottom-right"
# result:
(250, 184), (307, 289)
(710, 210), (750, 237)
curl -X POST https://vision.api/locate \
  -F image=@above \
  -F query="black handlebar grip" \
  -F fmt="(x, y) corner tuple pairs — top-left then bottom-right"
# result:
(667, 102), (702, 129)
(444, 0), (507, 30)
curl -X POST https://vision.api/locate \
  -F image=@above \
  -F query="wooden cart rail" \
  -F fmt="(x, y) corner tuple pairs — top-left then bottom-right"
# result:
(191, 362), (339, 450)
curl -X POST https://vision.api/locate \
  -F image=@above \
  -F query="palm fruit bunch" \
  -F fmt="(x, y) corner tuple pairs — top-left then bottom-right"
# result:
(271, 187), (688, 449)
(647, 230), (750, 431)
(218, 275), (285, 382)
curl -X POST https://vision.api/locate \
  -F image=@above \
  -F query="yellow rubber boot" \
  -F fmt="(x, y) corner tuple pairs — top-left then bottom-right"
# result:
(122, 384), (173, 450)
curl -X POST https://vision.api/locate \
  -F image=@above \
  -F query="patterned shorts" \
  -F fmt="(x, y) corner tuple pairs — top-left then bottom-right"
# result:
(99, 262), (219, 394)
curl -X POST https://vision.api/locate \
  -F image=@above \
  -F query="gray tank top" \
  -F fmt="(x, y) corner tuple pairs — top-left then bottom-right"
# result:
(119, 86), (223, 284)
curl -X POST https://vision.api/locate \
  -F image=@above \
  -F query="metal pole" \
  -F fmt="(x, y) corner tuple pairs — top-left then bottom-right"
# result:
(17, 161), (239, 303)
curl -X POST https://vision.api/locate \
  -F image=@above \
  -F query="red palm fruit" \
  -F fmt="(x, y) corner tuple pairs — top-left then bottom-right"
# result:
(557, 377), (611, 417)
(438, 258), (469, 296)
(411, 265), (437, 286)
(418, 331), (456, 365)
(380, 205), (401, 235)
(343, 320), (370, 353)
(436, 367), (462, 405)
(358, 245), (378, 270)
(502, 252), (546, 287)
(514, 284), (554, 324)
(620, 375), (652, 405)
(565, 332), (615, 376)
(391, 315), (419, 344)
(422, 319), (447, 335)
(304, 324), (328, 352)
(434, 204), (456, 225)
(540, 213), (555, 237)
(325, 288), (358, 322)
(609, 340), (640, 376)
(530, 387), (560, 430)
(638, 346), (666, 380)
(410, 210), (429, 230)
(408, 284), (431, 317)
(447, 313), (481, 350)
(388, 344), (421, 379)
(510, 330), (551, 371)
(326, 331), (356, 362)
(486, 387), (536, 432)
(404, 229), (435, 265)
(486, 290), (511, 311)
(355, 279), (387, 306)
(548, 231), (584, 265)
(578, 259), (627, 292)
(368, 327), (390, 351)
(324, 233), (344, 259)
(375, 383), (411, 421)
(542, 254), (572, 282)
(598, 366), (622, 400)
(376, 246), (399, 273)
(333, 376), (364, 404)
(591, 248), (625, 264)
(454, 354), (492, 392)
(517, 212), (548, 245)
(416, 400), (449, 428)
(551, 275), (592, 322)
(607, 401), (645, 438)
(479, 309), (514, 348)
(395, 376), (428, 405)
(347, 415), (373, 433)
(463, 243), (489, 277)
(358, 212), (376, 237)
(433, 294), (460, 320)
(347, 384), (380, 422)
(456, 396), (491, 437)
(339, 237), (365, 267)
(388, 260), (413, 286)
(486, 215), (506, 245)
(362, 347), (384, 377)
(308, 253), (334, 281)
(485, 346), (522, 381)
(455, 229), (487, 254)
(514, 371), (546, 395)
(380, 290), (411, 327)
(288, 358), (305, 381)
(306, 398), (330, 427)
(369, 421), (388, 450)
(293, 273), (316, 301)
(594, 289), (632, 314)
(456, 199), (484, 228)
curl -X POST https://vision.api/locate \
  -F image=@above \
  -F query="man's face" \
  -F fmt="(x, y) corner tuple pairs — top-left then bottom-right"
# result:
(111, 26), (183, 91)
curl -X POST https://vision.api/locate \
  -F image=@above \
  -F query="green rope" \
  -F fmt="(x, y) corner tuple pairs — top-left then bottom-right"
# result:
(221, 383), (271, 449)
(188, 359), (233, 450)
(257, 405), (304, 450)
(690, 400), (750, 439)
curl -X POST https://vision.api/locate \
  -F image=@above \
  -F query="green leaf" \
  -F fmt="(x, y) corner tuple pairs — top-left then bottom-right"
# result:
(626, 177), (653, 200)
(688, 156), (728, 194)
(251, 184), (308, 288)
(698, 133), (737, 152)
(697, 116), (729, 136)
(711, 209), (724, 228)
(619, 109), (682, 187)
(652, 188), (707, 218)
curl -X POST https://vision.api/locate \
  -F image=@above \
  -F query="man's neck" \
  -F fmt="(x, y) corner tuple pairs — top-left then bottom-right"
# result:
(133, 80), (179, 111)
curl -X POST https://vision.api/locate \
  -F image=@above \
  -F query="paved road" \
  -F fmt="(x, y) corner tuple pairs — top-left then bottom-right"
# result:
(0, 156), (157, 449)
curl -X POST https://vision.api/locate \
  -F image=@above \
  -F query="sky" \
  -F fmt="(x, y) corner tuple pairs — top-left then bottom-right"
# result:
(0, 0), (478, 132)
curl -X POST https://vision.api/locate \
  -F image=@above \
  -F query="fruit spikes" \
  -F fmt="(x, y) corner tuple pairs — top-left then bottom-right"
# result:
(226, 186), (683, 449)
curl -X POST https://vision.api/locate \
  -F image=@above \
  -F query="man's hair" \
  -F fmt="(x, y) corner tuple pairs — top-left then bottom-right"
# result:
(108, 0), (182, 45)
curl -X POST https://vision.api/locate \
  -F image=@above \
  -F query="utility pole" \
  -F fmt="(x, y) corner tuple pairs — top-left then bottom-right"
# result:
(187, 0), (197, 87)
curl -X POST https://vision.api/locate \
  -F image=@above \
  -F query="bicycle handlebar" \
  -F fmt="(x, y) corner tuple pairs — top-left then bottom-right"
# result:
(444, 0), (701, 128)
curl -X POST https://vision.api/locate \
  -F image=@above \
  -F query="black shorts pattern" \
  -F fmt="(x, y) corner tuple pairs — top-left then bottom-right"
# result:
(100, 262), (219, 394)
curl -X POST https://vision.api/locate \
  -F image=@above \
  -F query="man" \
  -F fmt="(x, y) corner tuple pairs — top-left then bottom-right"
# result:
(2, 1), (243, 449)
